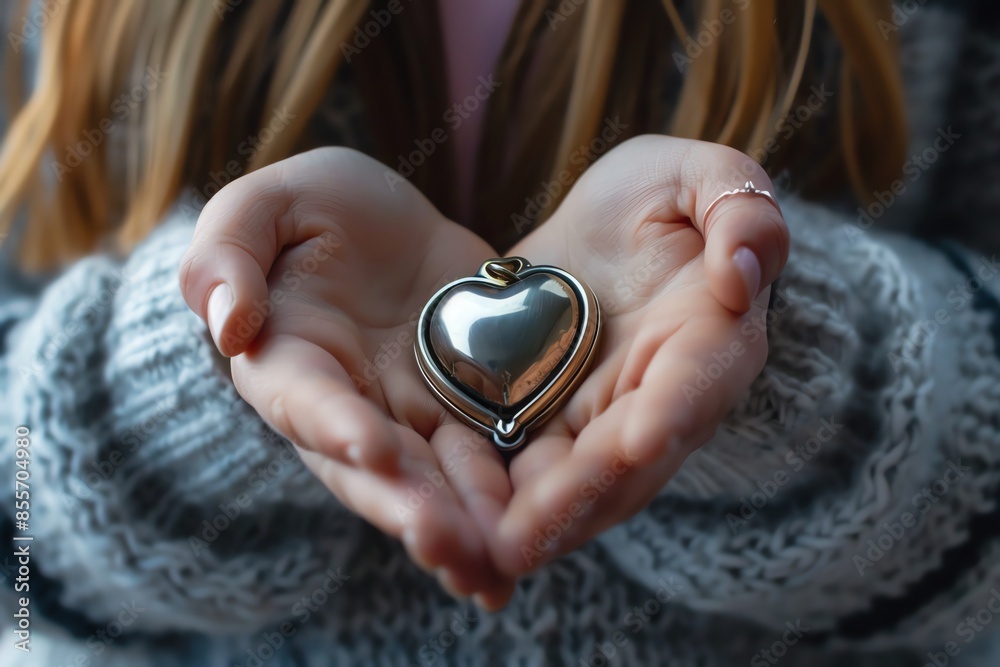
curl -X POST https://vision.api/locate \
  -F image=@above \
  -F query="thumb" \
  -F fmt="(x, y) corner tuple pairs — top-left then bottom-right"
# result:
(644, 137), (789, 314)
(179, 146), (453, 355)
(697, 173), (789, 314)
(178, 166), (295, 356)
(550, 135), (790, 314)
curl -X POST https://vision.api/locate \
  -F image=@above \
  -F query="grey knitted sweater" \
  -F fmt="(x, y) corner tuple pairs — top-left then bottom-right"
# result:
(3, 3), (1000, 666)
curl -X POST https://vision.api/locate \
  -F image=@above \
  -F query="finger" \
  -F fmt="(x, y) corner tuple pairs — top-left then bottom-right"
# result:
(298, 444), (498, 598)
(375, 359), (516, 538)
(507, 427), (574, 491)
(178, 147), (441, 356)
(231, 333), (401, 471)
(495, 384), (715, 576)
(494, 293), (770, 575)
(425, 421), (519, 603)
(619, 290), (770, 467)
(654, 139), (788, 314)
(375, 355), (519, 601)
(362, 427), (514, 603)
(490, 413), (595, 575)
(297, 388), (517, 605)
(493, 396), (659, 576)
(427, 422), (510, 536)
(506, 333), (631, 491)
(495, 357), (624, 573)
(698, 173), (789, 314)
(178, 166), (298, 356)
(552, 135), (790, 314)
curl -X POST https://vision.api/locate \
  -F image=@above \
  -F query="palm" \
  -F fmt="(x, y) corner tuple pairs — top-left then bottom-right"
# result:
(211, 149), (513, 600)
(184, 139), (787, 599)
(488, 139), (775, 574)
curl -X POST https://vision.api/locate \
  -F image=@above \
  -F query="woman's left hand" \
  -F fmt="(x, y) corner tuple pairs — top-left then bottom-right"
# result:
(489, 135), (790, 576)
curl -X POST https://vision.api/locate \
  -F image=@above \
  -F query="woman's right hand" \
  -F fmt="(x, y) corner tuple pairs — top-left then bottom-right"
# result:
(179, 148), (515, 607)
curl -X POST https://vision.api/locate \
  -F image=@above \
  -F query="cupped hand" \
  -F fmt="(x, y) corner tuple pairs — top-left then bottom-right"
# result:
(488, 135), (790, 576)
(177, 137), (790, 604)
(179, 148), (515, 606)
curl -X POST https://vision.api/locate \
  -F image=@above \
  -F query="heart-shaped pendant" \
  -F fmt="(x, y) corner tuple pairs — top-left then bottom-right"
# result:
(415, 257), (601, 452)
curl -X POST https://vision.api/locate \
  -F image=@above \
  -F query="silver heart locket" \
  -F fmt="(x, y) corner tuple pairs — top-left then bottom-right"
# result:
(414, 257), (601, 452)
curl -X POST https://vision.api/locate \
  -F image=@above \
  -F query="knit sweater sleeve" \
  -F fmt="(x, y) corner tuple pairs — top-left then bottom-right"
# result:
(598, 193), (1000, 648)
(0, 211), (363, 634)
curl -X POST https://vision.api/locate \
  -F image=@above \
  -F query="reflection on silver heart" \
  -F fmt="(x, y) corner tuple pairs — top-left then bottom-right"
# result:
(428, 274), (580, 407)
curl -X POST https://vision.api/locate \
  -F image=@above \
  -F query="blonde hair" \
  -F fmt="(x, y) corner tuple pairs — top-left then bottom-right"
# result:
(0, 0), (907, 268)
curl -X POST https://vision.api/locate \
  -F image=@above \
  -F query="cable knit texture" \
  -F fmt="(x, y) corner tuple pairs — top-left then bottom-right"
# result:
(3, 3), (1000, 666)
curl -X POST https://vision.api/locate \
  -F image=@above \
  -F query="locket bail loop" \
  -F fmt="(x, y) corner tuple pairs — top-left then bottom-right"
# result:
(482, 257), (527, 284)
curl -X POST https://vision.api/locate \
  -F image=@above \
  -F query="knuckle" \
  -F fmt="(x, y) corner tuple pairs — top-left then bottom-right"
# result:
(267, 392), (300, 446)
(177, 252), (199, 300)
(229, 359), (255, 406)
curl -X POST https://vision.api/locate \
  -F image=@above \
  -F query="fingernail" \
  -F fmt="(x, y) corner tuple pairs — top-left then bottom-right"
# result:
(436, 568), (469, 600)
(732, 247), (761, 302)
(402, 527), (433, 571)
(207, 284), (233, 350)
